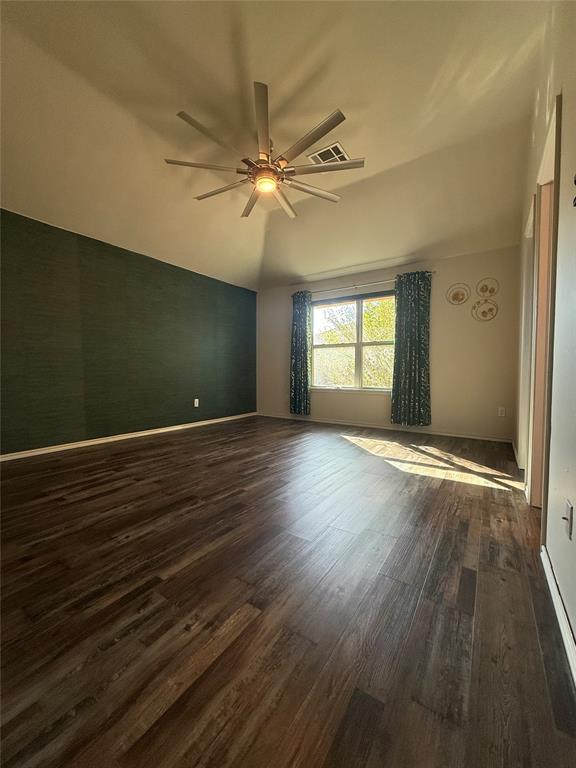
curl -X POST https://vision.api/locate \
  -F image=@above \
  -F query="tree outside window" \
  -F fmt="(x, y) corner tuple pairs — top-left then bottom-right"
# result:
(312, 294), (395, 389)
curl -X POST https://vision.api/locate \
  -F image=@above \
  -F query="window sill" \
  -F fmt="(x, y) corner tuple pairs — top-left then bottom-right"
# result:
(311, 387), (391, 395)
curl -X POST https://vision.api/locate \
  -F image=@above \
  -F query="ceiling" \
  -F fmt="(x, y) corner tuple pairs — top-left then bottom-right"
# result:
(1, 2), (549, 289)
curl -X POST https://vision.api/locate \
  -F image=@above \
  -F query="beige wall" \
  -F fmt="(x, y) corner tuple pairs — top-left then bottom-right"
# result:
(519, 3), (576, 635)
(259, 246), (519, 441)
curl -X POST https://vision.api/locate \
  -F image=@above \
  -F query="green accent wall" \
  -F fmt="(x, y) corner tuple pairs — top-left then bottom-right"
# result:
(1, 210), (257, 453)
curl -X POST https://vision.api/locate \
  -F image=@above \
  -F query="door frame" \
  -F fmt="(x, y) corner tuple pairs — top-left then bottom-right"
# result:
(525, 93), (562, 545)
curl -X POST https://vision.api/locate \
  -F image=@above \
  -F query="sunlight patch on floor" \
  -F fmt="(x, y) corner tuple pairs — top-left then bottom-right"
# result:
(343, 436), (450, 468)
(384, 460), (508, 489)
(417, 444), (510, 477)
(342, 435), (523, 491)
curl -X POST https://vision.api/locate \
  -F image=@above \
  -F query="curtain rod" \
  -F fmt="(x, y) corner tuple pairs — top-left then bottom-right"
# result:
(310, 272), (436, 296)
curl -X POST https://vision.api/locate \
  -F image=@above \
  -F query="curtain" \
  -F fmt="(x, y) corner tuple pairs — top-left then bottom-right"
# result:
(391, 271), (432, 426)
(290, 291), (312, 415)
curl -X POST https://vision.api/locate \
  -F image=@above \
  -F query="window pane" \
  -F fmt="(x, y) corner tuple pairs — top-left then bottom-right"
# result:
(313, 346), (355, 387)
(362, 345), (395, 389)
(362, 296), (395, 342)
(313, 302), (357, 345)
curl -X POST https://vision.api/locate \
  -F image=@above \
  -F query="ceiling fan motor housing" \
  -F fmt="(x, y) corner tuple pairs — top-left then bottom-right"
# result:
(251, 161), (282, 191)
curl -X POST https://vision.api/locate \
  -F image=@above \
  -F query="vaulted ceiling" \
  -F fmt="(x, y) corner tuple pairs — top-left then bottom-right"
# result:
(1, 2), (548, 288)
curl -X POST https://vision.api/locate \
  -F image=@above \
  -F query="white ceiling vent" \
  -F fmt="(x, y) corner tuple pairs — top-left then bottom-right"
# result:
(307, 142), (350, 165)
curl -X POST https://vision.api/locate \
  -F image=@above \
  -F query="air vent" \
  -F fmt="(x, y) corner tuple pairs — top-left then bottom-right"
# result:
(307, 142), (350, 165)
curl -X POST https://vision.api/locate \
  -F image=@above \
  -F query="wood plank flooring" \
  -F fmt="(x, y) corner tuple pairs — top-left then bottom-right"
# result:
(1, 416), (575, 767)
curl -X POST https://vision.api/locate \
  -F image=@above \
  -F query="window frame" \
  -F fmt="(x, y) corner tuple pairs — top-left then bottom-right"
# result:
(311, 290), (396, 392)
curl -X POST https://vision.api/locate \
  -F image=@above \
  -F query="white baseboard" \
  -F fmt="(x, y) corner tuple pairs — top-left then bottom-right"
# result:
(257, 411), (513, 444)
(0, 412), (258, 461)
(540, 546), (576, 686)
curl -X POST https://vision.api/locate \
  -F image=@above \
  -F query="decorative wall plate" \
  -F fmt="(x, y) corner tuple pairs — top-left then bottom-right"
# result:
(472, 298), (498, 321)
(476, 277), (499, 297)
(446, 283), (471, 305)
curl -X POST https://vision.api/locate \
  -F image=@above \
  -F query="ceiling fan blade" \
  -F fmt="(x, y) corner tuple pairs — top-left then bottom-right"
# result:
(274, 109), (345, 164)
(177, 111), (239, 154)
(195, 178), (249, 201)
(241, 188), (260, 218)
(284, 158), (365, 176)
(254, 82), (271, 160)
(283, 178), (340, 203)
(272, 187), (297, 219)
(241, 157), (260, 169)
(165, 159), (248, 174)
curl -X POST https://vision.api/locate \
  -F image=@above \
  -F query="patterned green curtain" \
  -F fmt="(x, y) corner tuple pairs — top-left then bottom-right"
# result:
(391, 271), (432, 426)
(290, 291), (312, 415)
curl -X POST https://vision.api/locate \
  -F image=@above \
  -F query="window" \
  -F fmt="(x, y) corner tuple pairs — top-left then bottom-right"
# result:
(312, 293), (396, 390)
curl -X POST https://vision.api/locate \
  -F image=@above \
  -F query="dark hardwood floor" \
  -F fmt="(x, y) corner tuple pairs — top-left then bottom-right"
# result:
(1, 416), (575, 767)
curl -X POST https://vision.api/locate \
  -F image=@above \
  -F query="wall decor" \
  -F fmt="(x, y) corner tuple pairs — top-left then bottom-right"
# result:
(446, 282), (471, 305)
(476, 277), (499, 297)
(472, 298), (498, 322)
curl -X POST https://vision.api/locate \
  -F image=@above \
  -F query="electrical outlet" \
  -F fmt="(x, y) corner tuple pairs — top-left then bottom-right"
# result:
(497, 406), (506, 417)
(562, 500), (574, 540)
(194, 398), (199, 408)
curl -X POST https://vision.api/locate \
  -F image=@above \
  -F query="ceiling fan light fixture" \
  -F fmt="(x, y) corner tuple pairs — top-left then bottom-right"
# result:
(255, 174), (277, 193)
(167, 81), (365, 218)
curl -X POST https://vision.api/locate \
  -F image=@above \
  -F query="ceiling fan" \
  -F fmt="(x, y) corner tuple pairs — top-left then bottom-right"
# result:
(165, 82), (365, 219)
